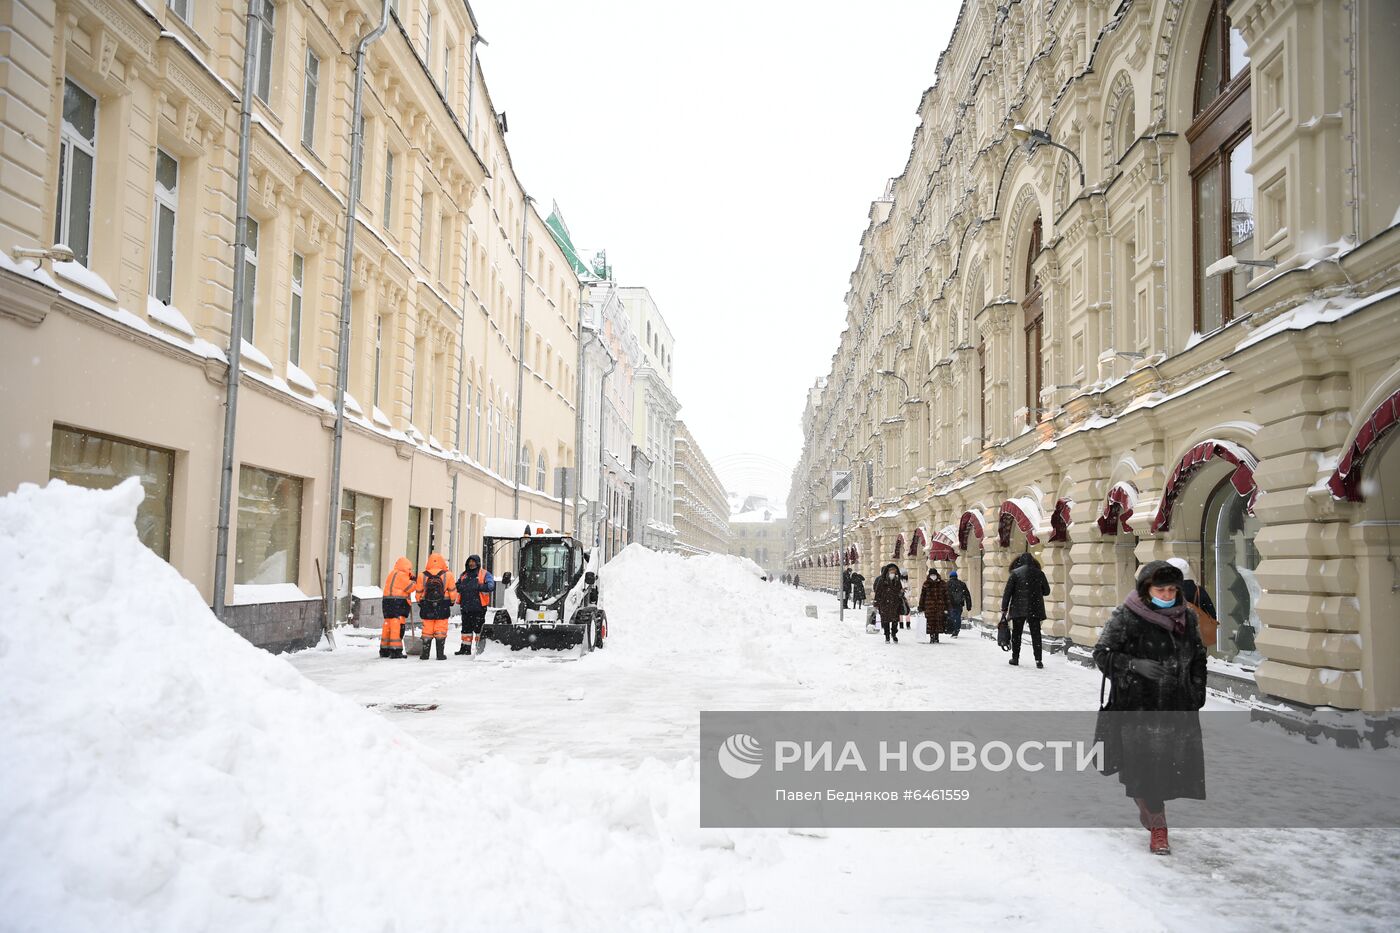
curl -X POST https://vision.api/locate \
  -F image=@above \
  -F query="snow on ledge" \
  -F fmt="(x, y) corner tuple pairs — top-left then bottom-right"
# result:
(239, 339), (274, 372)
(145, 296), (196, 339)
(284, 360), (318, 396)
(351, 585), (383, 599)
(231, 583), (315, 605)
(53, 261), (117, 301)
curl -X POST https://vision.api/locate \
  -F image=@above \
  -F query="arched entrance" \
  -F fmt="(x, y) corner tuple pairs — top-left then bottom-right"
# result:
(1098, 481), (1142, 600)
(1152, 440), (1260, 662)
(958, 509), (986, 618)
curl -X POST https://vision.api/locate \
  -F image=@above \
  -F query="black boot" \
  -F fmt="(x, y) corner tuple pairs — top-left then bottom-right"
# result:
(379, 647), (389, 658)
(1036, 660), (1044, 669)
(1009, 656), (1019, 666)
(420, 639), (431, 660)
(435, 637), (447, 660)
(455, 643), (471, 655)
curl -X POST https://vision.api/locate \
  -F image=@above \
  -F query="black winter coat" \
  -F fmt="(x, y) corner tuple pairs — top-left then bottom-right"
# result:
(946, 578), (973, 612)
(1092, 601), (1209, 802)
(1001, 553), (1049, 621)
(872, 567), (904, 621)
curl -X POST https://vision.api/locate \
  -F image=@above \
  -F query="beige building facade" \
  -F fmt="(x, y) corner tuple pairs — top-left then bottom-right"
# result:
(731, 498), (787, 580)
(672, 420), (731, 556)
(0, 0), (582, 649)
(789, 0), (1400, 712)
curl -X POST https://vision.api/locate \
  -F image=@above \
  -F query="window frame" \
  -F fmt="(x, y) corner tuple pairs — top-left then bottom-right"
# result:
(241, 217), (260, 344)
(168, 0), (193, 27)
(382, 148), (395, 229)
(301, 45), (321, 151)
(250, 0), (276, 105)
(1022, 217), (1044, 427)
(149, 148), (179, 304)
(289, 251), (304, 365)
(56, 78), (98, 267)
(1188, 1), (1252, 334)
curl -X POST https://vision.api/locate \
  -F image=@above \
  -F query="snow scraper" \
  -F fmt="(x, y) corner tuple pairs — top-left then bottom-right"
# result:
(475, 518), (606, 660)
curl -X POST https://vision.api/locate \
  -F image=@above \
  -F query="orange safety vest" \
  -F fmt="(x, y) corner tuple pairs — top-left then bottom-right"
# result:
(470, 569), (490, 608)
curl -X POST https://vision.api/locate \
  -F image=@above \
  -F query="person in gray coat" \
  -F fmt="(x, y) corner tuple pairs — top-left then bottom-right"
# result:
(1001, 552), (1050, 667)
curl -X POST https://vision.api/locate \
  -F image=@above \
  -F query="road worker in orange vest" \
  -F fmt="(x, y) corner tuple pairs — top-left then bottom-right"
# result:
(416, 553), (458, 660)
(380, 557), (417, 659)
(454, 554), (496, 655)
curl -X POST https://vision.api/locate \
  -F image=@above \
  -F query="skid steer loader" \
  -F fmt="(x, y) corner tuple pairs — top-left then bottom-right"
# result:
(475, 518), (606, 659)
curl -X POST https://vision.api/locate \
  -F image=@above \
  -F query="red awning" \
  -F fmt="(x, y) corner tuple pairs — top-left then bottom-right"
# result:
(1151, 440), (1258, 533)
(998, 499), (1041, 547)
(958, 511), (984, 550)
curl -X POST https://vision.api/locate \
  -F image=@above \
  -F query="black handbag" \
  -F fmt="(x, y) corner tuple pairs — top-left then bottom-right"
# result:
(1099, 651), (1118, 710)
(996, 612), (1012, 651)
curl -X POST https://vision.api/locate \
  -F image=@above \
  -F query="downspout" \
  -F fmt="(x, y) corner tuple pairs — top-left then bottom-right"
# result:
(466, 33), (486, 144)
(322, 1), (392, 642)
(512, 194), (532, 518)
(213, 1), (265, 621)
(574, 298), (599, 539)
(1346, 0), (1362, 246)
(1147, 133), (1172, 353)
(598, 354), (618, 552)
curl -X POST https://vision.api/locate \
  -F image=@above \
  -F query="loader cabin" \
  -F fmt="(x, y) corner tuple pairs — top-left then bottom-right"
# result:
(480, 518), (586, 612)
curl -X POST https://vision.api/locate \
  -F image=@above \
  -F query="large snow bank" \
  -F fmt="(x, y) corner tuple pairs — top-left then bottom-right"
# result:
(0, 481), (747, 932)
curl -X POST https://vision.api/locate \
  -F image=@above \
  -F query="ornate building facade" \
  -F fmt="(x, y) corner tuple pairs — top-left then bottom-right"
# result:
(672, 420), (732, 555)
(788, 0), (1400, 712)
(0, 0), (583, 649)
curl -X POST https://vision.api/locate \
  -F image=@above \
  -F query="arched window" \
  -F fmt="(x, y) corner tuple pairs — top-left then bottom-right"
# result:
(1190, 2), (1252, 334)
(520, 443), (532, 485)
(537, 451), (548, 491)
(1114, 91), (1136, 162)
(1023, 216), (1044, 426)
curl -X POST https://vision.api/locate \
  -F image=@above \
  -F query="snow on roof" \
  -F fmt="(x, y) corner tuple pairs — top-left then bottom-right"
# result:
(483, 517), (555, 539)
(730, 508), (786, 524)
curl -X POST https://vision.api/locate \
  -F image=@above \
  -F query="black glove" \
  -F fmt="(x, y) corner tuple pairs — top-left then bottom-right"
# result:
(1129, 658), (1167, 681)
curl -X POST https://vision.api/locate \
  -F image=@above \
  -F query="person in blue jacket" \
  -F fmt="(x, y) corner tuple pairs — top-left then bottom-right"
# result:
(454, 554), (496, 656)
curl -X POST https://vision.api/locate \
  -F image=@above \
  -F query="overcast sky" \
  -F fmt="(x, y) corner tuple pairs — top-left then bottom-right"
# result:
(469, 0), (961, 504)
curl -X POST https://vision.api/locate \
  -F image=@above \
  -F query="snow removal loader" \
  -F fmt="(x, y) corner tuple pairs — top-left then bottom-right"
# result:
(476, 518), (606, 659)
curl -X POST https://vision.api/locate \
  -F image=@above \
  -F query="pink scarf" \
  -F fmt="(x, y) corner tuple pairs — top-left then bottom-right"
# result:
(1125, 591), (1188, 636)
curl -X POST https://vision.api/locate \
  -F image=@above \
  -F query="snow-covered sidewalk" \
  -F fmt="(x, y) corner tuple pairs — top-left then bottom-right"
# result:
(2, 481), (1395, 932)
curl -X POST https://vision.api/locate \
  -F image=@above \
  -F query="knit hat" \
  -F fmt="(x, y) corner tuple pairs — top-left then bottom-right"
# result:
(1166, 557), (1193, 581)
(948, 570), (958, 577)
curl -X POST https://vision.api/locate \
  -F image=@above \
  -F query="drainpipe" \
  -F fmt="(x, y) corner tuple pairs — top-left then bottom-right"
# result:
(213, 0), (268, 621)
(574, 299), (599, 539)
(322, 1), (392, 643)
(598, 355), (618, 552)
(512, 194), (532, 519)
(466, 33), (486, 144)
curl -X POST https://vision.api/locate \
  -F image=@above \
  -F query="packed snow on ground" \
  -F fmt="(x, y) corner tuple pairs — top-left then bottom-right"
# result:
(2, 482), (1397, 932)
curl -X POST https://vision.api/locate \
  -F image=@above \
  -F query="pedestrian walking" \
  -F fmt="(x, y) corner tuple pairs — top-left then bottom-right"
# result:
(873, 563), (904, 644)
(841, 567), (853, 609)
(946, 569), (972, 638)
(379, 556), (417, 658)
(1001, 551), (1051, 668)
(1092, 560), (1208, 856)
(899, 570), (912, 630)
(415, 553), (457, 660)
(919, 568), (949, 644)
(454, 554), (495, 656)
(1167, 558), (1218, 651)
(793, 573), (800, 588)
(852, 572), (866, 609)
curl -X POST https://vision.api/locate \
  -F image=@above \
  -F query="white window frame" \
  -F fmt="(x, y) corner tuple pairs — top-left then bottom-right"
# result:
(289, 251), (304, 365)
(251, 0), (275, 105)
(168, 0), (193, 26)
(241, 217), (259, 344)
(56, 78), (97, 267)
(425, 8), (434, 65)
(373, 314), (384, 408)
(149, 148), (179, 304)
(442, 40), (453, 101)
(301, 46), (320, 150)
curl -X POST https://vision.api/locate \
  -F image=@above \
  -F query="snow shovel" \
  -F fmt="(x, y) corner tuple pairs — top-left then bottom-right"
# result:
(403, 613), (423, 657)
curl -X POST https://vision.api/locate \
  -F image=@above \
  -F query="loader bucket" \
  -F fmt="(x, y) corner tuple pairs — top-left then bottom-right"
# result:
(478, 622), (588, 658)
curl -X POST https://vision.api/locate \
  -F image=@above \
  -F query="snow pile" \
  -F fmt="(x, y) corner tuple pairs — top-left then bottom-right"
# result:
(0, 481), (750, 932)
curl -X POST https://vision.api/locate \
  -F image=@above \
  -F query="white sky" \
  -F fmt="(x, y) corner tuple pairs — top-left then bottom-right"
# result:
(468, 0), (961, 504)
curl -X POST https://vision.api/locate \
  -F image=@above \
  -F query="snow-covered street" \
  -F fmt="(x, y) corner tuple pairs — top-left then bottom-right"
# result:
(3, 482), (1397, 933)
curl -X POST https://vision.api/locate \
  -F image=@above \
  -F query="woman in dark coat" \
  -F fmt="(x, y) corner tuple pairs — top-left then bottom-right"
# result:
(919, 568), (949, 644)
(1092, 560), (1208, 856)
(851, 573), (866, 609)
(1001, 552), (1051, 667)
(872, 563), (904, 644)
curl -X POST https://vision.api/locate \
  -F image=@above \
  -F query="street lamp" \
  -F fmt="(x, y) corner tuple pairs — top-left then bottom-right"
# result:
(1010, 123), (1086, 187)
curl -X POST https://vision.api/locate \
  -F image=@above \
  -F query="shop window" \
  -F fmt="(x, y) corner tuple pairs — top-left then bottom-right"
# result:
(406, 504), (422, 570)
(340, 490), (384, 592)
(1201, 477), (1261, 663)
(235, 465), (303, 584)
(50, 425), (174, 560)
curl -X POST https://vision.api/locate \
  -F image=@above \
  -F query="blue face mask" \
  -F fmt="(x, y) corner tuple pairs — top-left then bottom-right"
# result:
(1150, 595), (1176, 608)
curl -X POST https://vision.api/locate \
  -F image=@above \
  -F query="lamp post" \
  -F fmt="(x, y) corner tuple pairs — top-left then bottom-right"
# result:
(1009, 123), (1086, 186)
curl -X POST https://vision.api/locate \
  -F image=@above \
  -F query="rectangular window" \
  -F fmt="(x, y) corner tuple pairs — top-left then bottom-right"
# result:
(235, 465), (303, 584)
(425, 9), (434, 63)
(289, 252), (304, 365)
(438, 214), (448, 280)
(240, 218), (259, 344)
(50, 425), (174, 560)
(352, 115), (366, 204)
(419, 190), (430, 263)
(55, 79), (97, 266)
(464, 380), (473, 455)
(1024, 314), (1043, 426)
(301, 47), (320, 149)
(382, 149), (395, 227)
(149, 149), (178, 304)
(373, 314), (383, 408)
(168, 0), (192, 26)
(251, 0), (275, 104)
